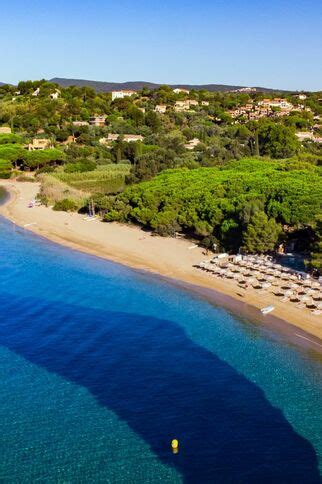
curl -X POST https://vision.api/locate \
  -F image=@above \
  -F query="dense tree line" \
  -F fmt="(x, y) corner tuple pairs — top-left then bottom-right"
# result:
(96, 159), (321, 261)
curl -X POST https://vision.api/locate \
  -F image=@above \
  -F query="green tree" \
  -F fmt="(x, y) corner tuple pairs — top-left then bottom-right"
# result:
(242, 211), (281, 253)
(23, 149), (65, 170)
(145, 111), (161, 132)
(258, 122), (300, 158)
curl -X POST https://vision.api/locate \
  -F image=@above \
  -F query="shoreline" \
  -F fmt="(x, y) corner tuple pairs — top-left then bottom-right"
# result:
(1, 180), (321, 351)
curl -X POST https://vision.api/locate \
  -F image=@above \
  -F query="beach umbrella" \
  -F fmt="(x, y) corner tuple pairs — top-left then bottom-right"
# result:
(225, 272), (234, 279)
(306, 299), (317, 309)
(281, 284), (292, 290)
(295, 280), (304, 286)
(290, 283), (299, 289)
(247, 277), (257, 284)
(290, 294), (301, 302)
(311, 286), (321, 292)
(240, 267), (248, 274)
(232, 273), (240, 280)
(281, 274), (290, 281)
(262, 282), (272, 289)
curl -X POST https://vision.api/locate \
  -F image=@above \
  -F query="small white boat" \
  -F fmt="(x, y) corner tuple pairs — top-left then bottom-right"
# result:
(261, 305), (275, 315)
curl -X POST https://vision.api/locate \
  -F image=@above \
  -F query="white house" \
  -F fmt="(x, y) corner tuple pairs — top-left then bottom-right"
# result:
(111, 90), (137, 101)
(173, 88), (190, 94)
(99, 133), (144, 145)
(155, 104), (167, 114)
(50, 90), (60, 100)
(184, 138), (200, 150)
(294, 94), (307, 101)
(72, 121), (90, 127)
(123, 134), (144, 142)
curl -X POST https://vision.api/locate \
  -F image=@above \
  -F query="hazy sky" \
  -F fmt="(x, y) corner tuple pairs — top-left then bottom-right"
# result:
(1, 0), (321, 90)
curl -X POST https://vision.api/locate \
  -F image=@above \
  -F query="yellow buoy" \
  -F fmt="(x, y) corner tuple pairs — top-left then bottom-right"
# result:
(171, 439), (179, 453)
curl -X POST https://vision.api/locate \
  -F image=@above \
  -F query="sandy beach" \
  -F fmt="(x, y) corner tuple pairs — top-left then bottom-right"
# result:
(1, 180), (321, 346)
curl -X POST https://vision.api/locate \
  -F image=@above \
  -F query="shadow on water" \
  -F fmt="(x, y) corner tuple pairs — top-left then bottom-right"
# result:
(0, 292), (320, 483)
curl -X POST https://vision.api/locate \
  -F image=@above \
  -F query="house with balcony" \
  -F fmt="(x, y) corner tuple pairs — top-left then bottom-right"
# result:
(89, 116), (107, 127)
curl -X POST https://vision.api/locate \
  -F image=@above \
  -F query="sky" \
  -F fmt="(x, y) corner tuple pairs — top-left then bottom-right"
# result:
(0, 0), (321, 91)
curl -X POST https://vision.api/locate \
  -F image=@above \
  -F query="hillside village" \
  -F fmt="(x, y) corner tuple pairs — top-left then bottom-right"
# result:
(1, 80), (321, 161)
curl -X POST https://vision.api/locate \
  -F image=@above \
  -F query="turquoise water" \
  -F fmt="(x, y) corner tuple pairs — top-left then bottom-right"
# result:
(0, 199), (322, 482)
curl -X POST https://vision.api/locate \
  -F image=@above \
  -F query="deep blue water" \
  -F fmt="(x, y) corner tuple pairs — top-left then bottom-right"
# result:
(0, 198), (322, 482)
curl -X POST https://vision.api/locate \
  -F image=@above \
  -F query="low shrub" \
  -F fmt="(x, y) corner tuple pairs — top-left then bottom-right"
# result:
(53, 198), (79, 212)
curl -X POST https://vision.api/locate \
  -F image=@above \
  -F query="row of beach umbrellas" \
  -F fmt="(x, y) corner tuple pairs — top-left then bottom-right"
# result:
(196, 259), (322, 314)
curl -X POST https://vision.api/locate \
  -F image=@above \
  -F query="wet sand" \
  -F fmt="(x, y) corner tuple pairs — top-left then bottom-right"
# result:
(1, 180), (321, 348)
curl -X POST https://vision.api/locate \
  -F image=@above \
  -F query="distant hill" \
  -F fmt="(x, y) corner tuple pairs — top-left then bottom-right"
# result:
(50, 78), (287, 93)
